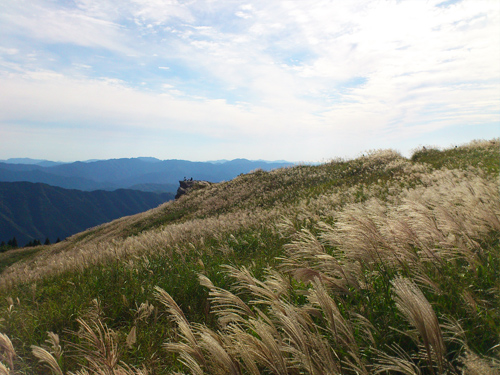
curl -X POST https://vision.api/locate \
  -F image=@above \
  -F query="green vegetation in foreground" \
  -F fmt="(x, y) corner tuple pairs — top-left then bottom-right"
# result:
(0, 139), (499, 374)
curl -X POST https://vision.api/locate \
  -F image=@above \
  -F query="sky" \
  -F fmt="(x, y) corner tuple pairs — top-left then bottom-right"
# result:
(0, 0), (499, 162)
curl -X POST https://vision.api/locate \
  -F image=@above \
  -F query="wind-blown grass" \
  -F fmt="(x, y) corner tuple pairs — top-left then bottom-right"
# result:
(0, 139), (498, 374)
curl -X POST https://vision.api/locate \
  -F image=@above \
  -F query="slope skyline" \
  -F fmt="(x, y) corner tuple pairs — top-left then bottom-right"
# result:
(0, 0), (498, 162)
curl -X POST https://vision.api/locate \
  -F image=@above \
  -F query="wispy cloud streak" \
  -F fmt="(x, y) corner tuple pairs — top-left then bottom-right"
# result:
(0, 0), (498, 160)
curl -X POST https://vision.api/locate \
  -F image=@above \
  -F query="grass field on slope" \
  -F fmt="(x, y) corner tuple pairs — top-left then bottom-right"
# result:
(0, 139), (498, 374)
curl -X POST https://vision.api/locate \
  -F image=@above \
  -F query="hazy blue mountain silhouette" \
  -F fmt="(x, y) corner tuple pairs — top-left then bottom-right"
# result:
(0, 165), (109, 190)
(0, 158), (293, 192)
(0, 158), (67, 167)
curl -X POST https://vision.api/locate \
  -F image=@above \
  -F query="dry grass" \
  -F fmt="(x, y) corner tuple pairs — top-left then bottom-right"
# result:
(0, 139), (498, 373)
(0, 333), (15, 372)
(0, 207), (281, 290)
(392, 277), (446, 373)
(29, 317), (150, 375)
(151, 143), (498, 374)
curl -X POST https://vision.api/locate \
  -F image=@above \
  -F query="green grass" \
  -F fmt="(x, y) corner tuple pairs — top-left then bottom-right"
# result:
(1, 221), (288, 372)
(411, 140), (499, 174)
(0, 139), (498, 374)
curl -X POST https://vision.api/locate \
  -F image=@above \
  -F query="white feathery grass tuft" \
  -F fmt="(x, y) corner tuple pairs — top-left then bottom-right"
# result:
(0, 333), (15, 371)
(73, 317), (120, 372)
(223, 265), (290, 307)
(307, 278), (355, 348)
(0, 362), (10, 375)
(154, 286), (206, 368)
(126, 326), (136, 349)
(460, 350), (500, 375)
(31, 345), (64, 375)
(392, 277), (446, 373)
(196, 326), (241, 375)
(373, 343), (422, 375)
(198, 274), (255, 327)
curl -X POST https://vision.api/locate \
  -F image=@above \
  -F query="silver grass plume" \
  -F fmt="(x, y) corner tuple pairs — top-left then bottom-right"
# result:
(373, 343), (422, 375)
(153, 286), (206, 369)
(460, 350), (500, 375)
(222, 266), (290, 307)
(31, 345), (64, 375)
(307, 278), (355, 348)
(0, 333), (15, 371)
(392, 277), (446, 373)
(196, 326), (241, 375)
(0, 362), (10, 375)
(198, 274), (255, 327)
(72, 318), (120, 373)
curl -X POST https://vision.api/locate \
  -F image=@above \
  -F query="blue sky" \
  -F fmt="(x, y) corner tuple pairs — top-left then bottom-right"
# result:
(0, 0), (498, 162)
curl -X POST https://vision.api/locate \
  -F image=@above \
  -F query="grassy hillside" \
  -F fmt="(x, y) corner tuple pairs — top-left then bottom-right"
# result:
(0, 139), (498, 374)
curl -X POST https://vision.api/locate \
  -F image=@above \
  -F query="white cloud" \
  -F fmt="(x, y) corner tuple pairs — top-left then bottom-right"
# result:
(130, 0), (194, 26)
(0, 70), (303, 137)
(0, 47), (19, 55)
(0, 0), (498, 161)
(0, 1), (134, 54)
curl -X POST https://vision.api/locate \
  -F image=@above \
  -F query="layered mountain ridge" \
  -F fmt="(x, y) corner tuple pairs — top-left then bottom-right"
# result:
(0, 157), (292, 246)
(0, 157), (293, 192)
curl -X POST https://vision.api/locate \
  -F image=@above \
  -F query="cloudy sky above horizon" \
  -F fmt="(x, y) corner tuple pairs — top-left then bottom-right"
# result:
(0, 0), (498, 162)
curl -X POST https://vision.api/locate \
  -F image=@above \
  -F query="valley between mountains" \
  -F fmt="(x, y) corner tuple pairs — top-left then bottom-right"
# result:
(0, 158), (291, 247)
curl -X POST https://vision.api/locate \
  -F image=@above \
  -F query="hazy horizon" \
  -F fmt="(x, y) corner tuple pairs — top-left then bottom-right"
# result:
(0, 156), (297, 164)
(2, 135), (498, 165)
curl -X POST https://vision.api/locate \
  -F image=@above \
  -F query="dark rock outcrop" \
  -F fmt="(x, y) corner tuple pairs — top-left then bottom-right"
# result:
(175, 179), (212, 199)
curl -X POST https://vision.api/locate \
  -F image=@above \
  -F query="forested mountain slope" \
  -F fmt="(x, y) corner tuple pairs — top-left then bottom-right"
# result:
(0, 182), (173, 246)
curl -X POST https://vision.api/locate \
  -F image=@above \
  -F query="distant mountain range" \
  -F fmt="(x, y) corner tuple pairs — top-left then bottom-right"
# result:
(0, 181), (174, 246)
(0, 157), (293, 246)
(0, 158), (67, 167)
(0, 158), (293, 193)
